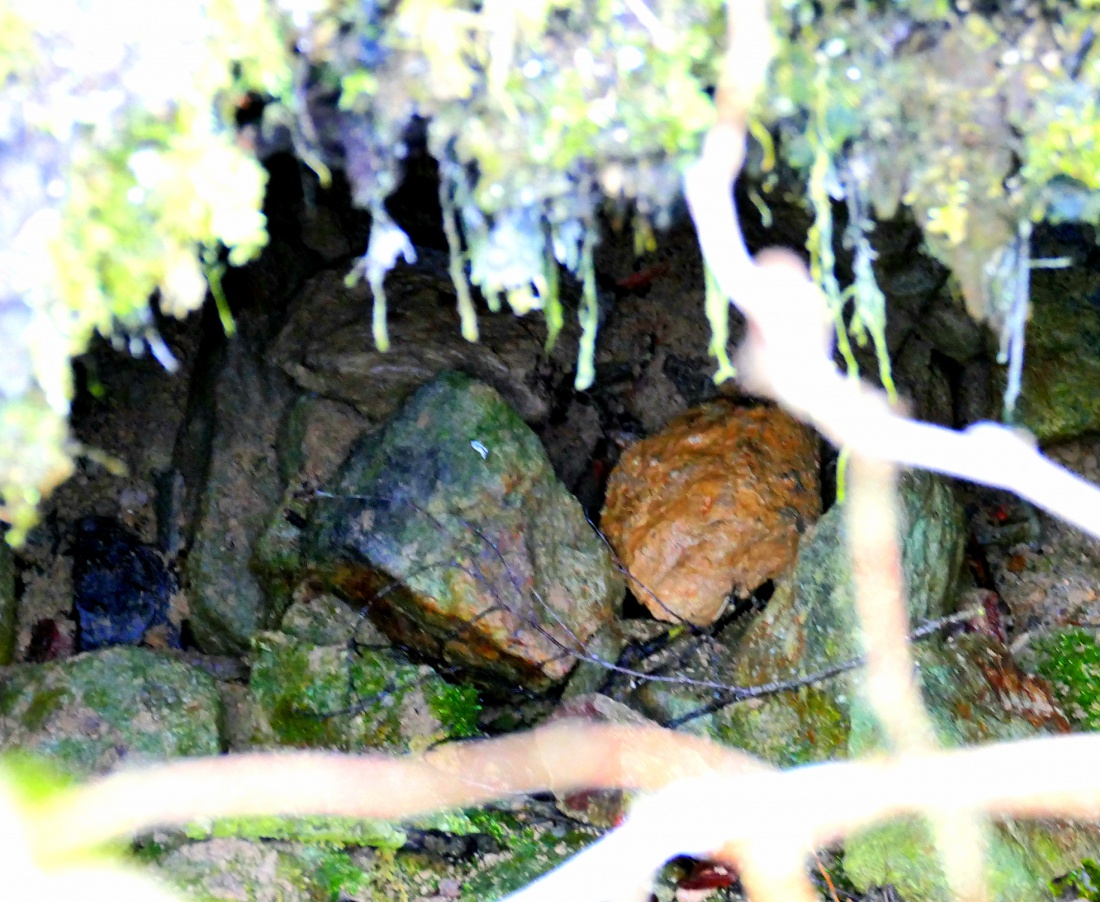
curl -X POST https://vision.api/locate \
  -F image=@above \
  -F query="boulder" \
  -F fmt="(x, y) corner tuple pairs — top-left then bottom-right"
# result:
(0, 647), (221, 775)
(601, 401), (820, 626)
(305, 372), (623, 690)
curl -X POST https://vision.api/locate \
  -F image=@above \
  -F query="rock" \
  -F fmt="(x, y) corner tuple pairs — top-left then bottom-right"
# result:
(874, 246), (949, 302)
(968, 439), (1100, 640)
(538, 397), (604, 493)
(699, 470), (966, 765)
(601, 401), (820, 626)
(155, 838), (315, 902)
(710, 582), (851, 767)
(956, 358), (994, 427)
(0, 538), (14, 665)
(300, 204), (356, 262)
(304, 372), (623, 690)
(561, 618), (668, 701)
(1012, 263), (1100, 442)
(843, 635), (1094, 902)
(915, 291), (987, 363)
(187, 334), (298, 654)
(0, 647), (221, 775)
(69, 515), (176, 651)
(154, 838), (377, 902)
(270, 258), (560, 426)
(277, 593), (378, 648)
(251, 394), (369, 615)
(892, 338), (956, 428)
(591, 222), (741, 431)
(249, 631), (480, 752)
(796, 469), (966, 664)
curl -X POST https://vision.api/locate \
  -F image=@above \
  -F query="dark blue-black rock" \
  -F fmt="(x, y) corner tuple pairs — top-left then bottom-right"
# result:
(70, 516), (177, 651)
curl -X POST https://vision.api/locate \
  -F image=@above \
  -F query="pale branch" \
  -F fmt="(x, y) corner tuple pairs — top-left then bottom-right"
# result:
(26, 723), (770, 858)
(847, 456), (988, 902)
(28, 724), (1100, 902)
(499, 731), (1100, 902)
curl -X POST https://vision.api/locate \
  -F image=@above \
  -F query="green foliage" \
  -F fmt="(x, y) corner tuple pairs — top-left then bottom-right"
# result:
(1058, 859), (1100, 901)
(0, 0), (291, 543)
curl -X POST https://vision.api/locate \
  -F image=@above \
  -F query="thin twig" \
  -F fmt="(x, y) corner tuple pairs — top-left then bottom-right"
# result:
(664, 606), (981, 729)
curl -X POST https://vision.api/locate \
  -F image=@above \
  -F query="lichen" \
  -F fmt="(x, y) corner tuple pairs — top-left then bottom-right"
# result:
(763, 1), (1100, 414)
(0, 0), (291, 542)
(8, 1), (1100, 537)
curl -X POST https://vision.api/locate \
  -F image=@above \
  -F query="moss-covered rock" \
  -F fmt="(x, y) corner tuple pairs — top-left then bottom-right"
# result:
(1021, 627), (1100, 731)
(843, 635), (1096, 900)
(458, 807), (601, 902)
(187, 335), (298, 655)
(1011, 265), (1100, 442)
(304, 371), (623, 690)
(249, 631), (479, 753)
(701, 470), (965, 765)
(153, 837), (374, 902)
(0, 647), (222, 775)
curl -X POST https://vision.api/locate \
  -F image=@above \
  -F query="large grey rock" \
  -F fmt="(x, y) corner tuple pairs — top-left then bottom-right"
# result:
(305, 371), (623, 690)
(796, 468), (967, 665)
(251, 394), (368, 616)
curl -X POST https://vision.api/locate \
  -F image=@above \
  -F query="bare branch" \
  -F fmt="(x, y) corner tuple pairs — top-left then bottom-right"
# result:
(848, 456), (988, 902)
(25, 722), (770, 858)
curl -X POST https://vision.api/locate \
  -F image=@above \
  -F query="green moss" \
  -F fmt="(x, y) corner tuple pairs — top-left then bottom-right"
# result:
(459, 808), (600, 902)
(845, 814), (1100, 902)
(714, 685), (850, 768)
(185, 813), (409, 850)
(1058, 859), (1100, 901)
(18, 687), (70, 733)
(309, 849), (376, 901)
(250, 632), (481, 752)
(425, 680), (481, 740)
(1027, 628), (1100, 731)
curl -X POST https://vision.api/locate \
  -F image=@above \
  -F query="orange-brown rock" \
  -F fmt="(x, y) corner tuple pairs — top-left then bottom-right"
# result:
(601, 402), (820, 626)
